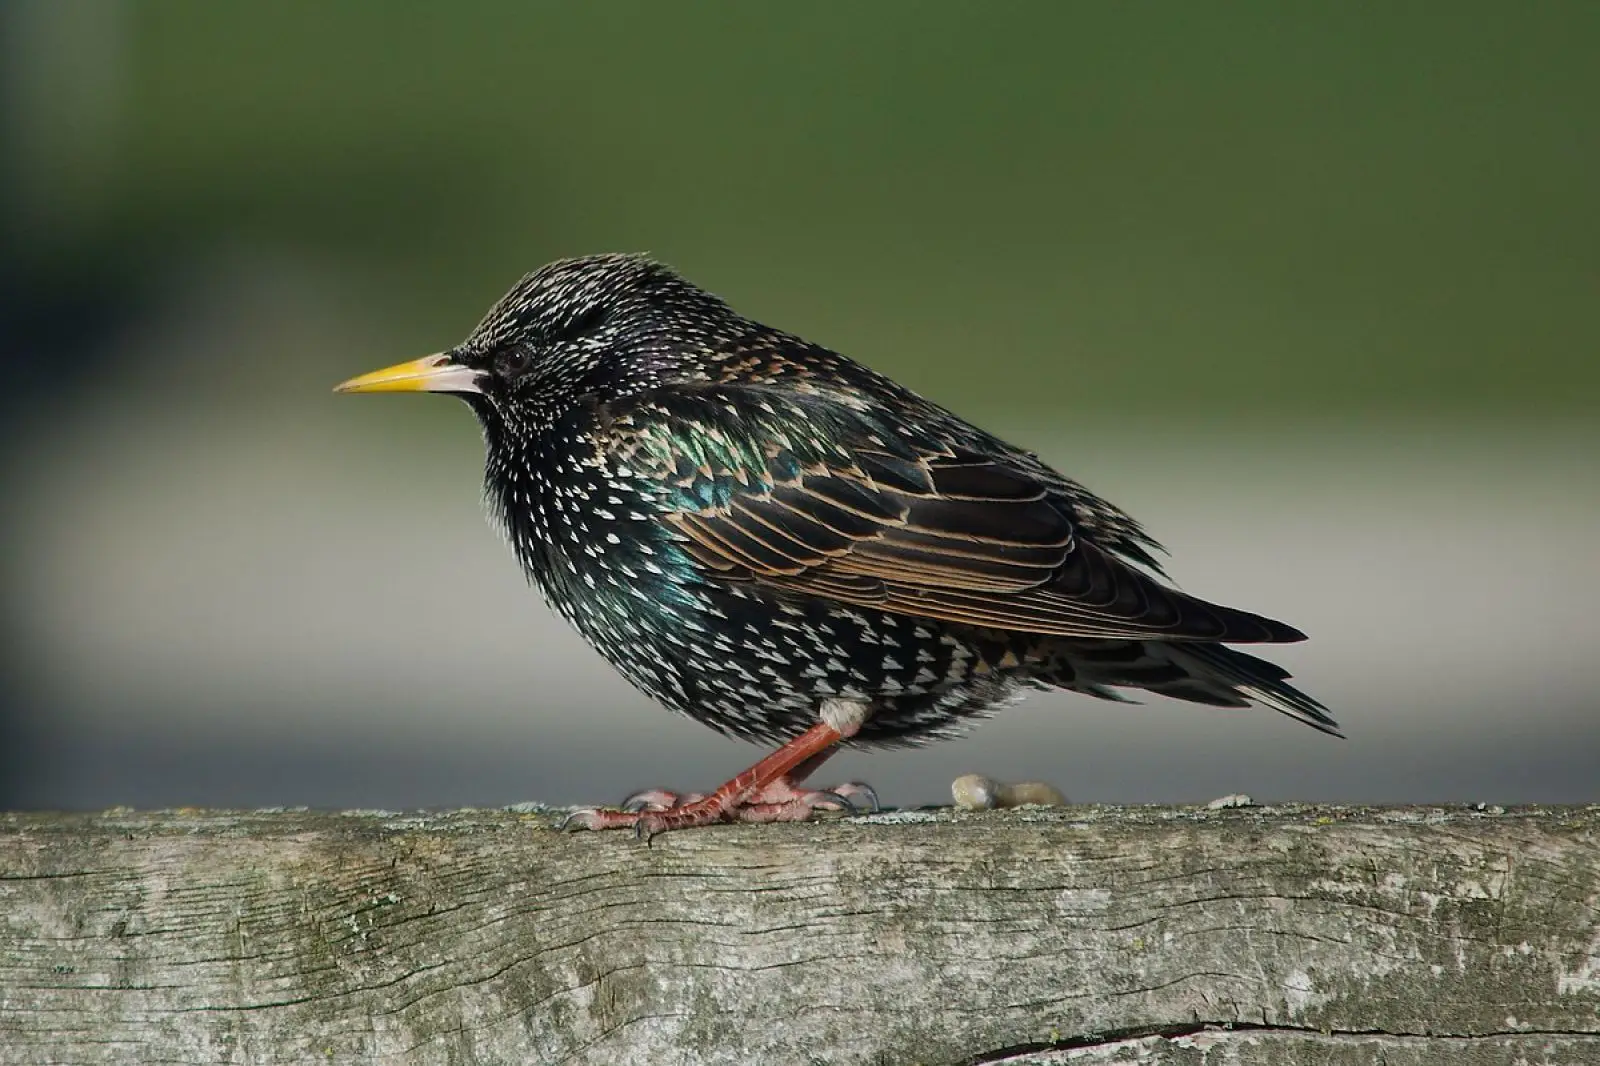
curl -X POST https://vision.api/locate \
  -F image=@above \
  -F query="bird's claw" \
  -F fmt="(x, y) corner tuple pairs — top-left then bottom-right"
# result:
(810, 790), (853, 812)
(832, 781), (880, 813)
(620, 788), (706, 813)
(556, 808), (604, 833)
(557, 806), (660, 833)
(620, 789), (668, 813)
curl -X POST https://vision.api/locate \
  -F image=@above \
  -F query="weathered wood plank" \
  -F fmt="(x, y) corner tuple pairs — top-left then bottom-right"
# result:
(1, 805), (1597, 1065)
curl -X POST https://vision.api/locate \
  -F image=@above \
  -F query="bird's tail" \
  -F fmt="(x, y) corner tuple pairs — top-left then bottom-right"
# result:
(1035, 638), (1341, 737)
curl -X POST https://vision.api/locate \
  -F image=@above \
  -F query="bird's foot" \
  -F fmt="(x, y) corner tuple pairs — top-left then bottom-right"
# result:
(725, 776), (879, 824)
(558, 776), (878, 839)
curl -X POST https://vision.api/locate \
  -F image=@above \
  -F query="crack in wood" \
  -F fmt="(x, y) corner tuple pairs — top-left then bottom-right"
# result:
(966, 1022), (1600, 1065)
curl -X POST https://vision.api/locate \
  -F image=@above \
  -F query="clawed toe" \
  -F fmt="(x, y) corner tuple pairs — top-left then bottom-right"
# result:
(620, 788), (708, 813)
(831, 782), (880, 812)
(741, 776), (879, 815)
(559, 796), (733, 840)
(558, 806), (681, 840)
(557, 808), (613, 833)
(620, 789), (674, 813)
(726, 781), (879, 824)
(810, 790), (854, 812)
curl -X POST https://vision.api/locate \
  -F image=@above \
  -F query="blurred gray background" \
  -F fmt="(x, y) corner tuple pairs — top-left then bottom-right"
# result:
(2, 2), (1595, 812)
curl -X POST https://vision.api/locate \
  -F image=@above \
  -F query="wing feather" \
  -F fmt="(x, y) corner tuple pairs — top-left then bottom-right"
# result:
(629, 392), (1303, 643)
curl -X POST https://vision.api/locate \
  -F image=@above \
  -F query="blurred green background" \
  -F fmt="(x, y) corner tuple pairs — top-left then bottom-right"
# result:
(3, 2), (1595, 810)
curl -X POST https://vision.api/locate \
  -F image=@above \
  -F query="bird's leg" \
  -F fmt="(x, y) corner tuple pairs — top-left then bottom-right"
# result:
(728, 747), (879, 824)
(617, 752), (838, 814)
(561, 699), (876, 837)
(616, 746), (878, 820)
(561, 721), (843, 835)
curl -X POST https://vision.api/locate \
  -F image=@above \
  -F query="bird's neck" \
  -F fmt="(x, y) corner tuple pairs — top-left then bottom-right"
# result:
(482, 434), (563, 586)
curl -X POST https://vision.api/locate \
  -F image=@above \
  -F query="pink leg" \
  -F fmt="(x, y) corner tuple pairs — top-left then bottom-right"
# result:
(560, 721), (876, 839)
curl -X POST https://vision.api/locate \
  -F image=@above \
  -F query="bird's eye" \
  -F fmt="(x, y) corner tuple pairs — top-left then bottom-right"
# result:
(497, 344), (536, 376)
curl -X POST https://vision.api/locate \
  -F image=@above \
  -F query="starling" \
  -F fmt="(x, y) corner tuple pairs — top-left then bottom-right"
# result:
(335, 254), (1336, 836)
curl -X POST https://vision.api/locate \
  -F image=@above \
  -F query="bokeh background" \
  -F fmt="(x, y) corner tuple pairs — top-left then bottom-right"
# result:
(3, 2), (1596, 812)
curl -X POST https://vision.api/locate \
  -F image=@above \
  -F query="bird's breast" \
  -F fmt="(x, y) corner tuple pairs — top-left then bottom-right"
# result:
(486, 429), (718, 673)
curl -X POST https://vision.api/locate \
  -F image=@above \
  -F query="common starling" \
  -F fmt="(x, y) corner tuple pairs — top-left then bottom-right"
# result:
(335, 254), (1336, 836)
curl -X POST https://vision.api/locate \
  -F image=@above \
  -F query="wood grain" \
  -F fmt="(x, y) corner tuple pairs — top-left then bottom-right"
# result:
(2, 805), (1597, 1065)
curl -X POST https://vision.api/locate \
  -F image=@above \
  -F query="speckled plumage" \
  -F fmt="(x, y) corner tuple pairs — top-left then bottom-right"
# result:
(406, 253), (1336, 751)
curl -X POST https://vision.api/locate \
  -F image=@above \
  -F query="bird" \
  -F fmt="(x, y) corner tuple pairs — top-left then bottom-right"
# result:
(335, 253), (1336, 837)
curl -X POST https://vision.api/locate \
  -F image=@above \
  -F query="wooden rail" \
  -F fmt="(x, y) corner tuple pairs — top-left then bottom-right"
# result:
(2, 805), (1597, 1064)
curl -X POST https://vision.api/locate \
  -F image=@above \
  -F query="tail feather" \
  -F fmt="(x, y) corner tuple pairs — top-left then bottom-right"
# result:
(1167, 643), (1340, 736)
(1038, 638), (1341, 737)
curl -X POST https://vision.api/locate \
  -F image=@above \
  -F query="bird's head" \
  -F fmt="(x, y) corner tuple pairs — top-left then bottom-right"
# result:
(334, 254), (735, 433)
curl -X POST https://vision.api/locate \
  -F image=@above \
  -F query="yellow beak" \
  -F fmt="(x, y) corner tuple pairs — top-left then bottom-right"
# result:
(333, 353), (483, 395)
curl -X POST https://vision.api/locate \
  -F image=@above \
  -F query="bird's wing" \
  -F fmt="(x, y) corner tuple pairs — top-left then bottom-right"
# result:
(609, 389), (1303, 643)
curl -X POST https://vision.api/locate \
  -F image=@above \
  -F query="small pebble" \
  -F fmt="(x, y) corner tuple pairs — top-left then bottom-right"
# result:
(952, 774), (1067, 810)
(1205, 793), (1255, 810)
